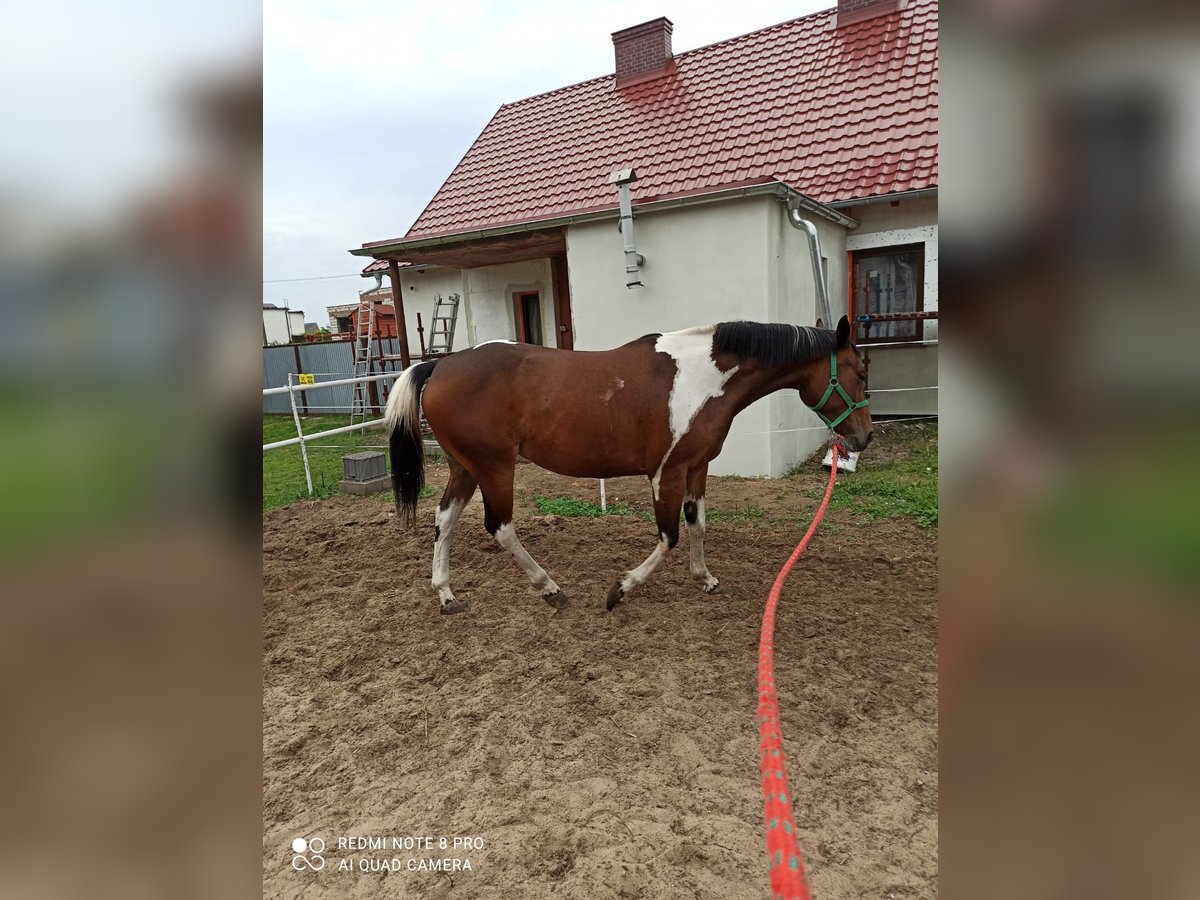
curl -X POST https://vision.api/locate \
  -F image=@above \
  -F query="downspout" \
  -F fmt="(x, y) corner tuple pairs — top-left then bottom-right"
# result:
(609, 168), (643, 288)
(359, 272), (384, 296)
(784, 194), (832, 328)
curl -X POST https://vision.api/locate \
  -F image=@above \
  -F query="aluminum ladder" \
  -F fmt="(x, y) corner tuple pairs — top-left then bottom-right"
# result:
(349, 301), (376, 425)
(426, 293), (460, 355)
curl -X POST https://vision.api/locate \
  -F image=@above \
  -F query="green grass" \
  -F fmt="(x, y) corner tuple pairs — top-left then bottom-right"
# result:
(795, 424), (938, 527)
(704, 504), (768, 526)
(263, 415), (402, 511)
(532, 495), (634, 517)
(263, 416), (938, 532)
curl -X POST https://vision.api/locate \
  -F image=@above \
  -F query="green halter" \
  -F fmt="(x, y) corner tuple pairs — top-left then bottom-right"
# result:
(807, 352), (869, 430)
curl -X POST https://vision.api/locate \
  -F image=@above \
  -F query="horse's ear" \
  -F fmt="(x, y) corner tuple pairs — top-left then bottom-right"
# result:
(836, 315), (850, 349)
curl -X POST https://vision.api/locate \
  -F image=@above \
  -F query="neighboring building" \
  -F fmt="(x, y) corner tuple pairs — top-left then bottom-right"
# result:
(326, 264), (405, 341)
(347, 260), (460, 358)
(325, 296), (399, 340)
(351, 0), (938, 476)
(262, 304), (306, 345)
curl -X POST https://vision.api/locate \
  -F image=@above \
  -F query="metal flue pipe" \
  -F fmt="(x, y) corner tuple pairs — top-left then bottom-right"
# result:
(610, 167), (643, 288)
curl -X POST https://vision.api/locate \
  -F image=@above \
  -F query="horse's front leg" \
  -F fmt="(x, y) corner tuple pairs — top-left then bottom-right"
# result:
(606, 468), (685, 610)
(685, 464), (727, 595)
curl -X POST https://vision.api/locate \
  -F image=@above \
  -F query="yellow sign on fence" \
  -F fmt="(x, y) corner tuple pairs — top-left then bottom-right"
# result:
(298, 374), (316, 385)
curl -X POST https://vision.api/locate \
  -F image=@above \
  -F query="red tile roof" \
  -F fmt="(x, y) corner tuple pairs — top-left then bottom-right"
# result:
(378, 0), (936, 245)
(361, 258), (412, 274)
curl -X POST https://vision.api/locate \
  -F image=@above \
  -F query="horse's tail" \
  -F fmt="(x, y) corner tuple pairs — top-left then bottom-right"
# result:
(385, 359), (439, 526)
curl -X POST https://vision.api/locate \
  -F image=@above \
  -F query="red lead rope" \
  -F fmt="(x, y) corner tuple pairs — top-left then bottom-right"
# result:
(757, 443), (842, 900)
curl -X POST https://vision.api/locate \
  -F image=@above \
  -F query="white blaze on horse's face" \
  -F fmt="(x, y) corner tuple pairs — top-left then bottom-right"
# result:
(651, 327), (739, 499)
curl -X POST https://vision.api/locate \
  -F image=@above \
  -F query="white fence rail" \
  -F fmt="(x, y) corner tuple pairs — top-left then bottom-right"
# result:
(262, 371), (404, 495)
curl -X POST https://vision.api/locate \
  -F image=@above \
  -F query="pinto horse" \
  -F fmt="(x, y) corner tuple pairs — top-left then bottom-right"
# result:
(386, 315), (872, 614)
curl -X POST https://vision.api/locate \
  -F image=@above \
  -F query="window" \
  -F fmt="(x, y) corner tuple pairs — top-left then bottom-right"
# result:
(513, 291), (543, 345)
(336, 315), (352, 334)
(851, 244), (924, 343)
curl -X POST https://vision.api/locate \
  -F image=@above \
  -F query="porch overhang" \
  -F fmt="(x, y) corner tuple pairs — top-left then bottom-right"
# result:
(348, 180), (857, 267)
(359, 229), (567, 269)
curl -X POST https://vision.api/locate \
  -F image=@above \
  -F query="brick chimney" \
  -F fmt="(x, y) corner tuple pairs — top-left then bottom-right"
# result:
(612, 17), (675, 88)
(837, 0), (902, 28)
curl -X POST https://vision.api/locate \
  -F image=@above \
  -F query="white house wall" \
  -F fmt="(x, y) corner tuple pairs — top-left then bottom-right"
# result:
(461, 259), (556, 348)
(288, 310), (305, 340)
(845, 197), (938, 340)
(765, 203), (851, 476)
(396, 267), (468, 356)
(566, 196), (774, 478)
(262, 308), (293, 346)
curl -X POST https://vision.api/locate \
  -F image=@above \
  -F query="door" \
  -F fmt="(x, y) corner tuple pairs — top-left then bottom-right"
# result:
(550, 255), (574, 349)
(513, 291), (543, 344)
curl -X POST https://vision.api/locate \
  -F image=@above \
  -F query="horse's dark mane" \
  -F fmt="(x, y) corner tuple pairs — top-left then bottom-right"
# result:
(712, 321), (838, 366)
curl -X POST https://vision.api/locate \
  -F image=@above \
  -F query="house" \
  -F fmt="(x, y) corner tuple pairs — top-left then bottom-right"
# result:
(325, 297), (399, 340)
(350, 0), (937, 477)
(262, 303), (306, 346)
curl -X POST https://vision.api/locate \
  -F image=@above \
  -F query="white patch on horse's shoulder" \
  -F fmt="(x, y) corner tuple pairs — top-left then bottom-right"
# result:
(476, 339), (516, 347)
(651, 331), (738, 498)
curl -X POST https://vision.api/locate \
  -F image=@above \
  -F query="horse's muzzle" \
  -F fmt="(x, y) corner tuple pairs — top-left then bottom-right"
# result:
(846, 430), (873, 453)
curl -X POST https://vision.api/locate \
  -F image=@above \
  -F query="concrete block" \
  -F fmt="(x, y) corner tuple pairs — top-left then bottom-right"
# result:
(338, 473), (392, 496)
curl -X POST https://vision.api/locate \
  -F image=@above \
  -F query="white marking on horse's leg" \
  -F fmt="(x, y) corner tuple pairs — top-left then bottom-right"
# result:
(651, 329), (738, 499)
(432, 499), (465, 607)
(619, 535), (671, 595)
(685, 495), (720, 591)
(495, 522), (560, 596)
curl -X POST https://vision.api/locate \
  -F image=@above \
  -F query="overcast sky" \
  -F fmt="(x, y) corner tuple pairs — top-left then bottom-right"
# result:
(264, 0), (830, 322)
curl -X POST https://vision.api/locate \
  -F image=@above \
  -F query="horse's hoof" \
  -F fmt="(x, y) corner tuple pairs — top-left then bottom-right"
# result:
(704, 581), (728, 595)
(439, 599), (468, 615)
(543, 589), (568, 609)
(605, 580), (625, 611)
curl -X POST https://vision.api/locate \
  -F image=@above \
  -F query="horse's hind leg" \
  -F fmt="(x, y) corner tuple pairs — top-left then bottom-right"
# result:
(685, 464), (726, 595)
(432, 456), (477, 614)
(606, 467), (685, 610)
(476, 463), (565, 608)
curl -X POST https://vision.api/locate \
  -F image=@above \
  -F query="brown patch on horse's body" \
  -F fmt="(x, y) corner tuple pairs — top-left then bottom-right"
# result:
(422, 338), (684, 480)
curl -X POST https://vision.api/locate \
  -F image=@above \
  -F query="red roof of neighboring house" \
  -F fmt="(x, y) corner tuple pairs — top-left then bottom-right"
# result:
(375, 0), (936, 246)
(361, 258), (413, 274)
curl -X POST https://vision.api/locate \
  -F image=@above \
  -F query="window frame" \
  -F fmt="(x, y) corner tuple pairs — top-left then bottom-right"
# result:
(849, 243), (926, 344)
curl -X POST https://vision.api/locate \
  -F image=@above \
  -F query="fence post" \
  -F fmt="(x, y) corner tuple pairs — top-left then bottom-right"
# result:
(288, 372), (314, 495)
(599, 479), (607, 512)
(292, 343), (308, 415)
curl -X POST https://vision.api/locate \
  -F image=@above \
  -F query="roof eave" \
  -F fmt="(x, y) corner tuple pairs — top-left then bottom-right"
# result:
(828, 187), (938, 209)
(349, 182), (855, 260)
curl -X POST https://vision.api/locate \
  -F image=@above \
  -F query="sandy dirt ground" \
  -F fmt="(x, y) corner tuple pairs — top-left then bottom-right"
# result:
(263, 455), (937, 899)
